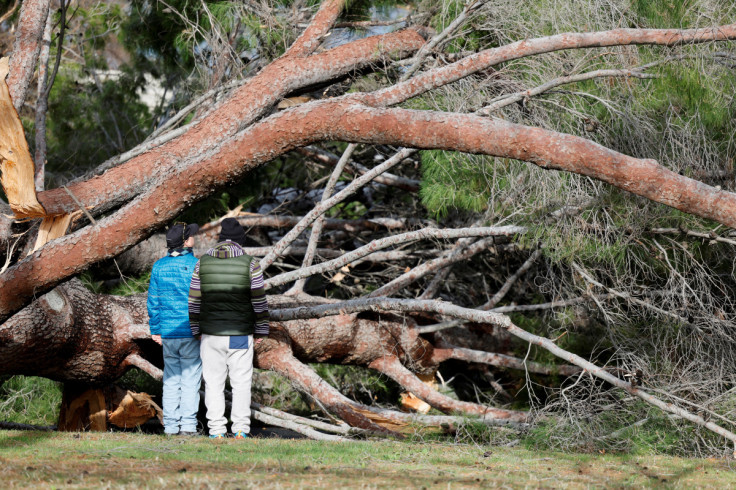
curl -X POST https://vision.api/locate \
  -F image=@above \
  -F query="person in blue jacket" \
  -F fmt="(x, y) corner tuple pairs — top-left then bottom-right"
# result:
(147, 222), (202, 436)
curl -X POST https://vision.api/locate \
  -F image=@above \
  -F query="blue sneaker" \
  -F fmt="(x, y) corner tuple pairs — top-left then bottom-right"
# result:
(209, 434), (225, 439)
(233, 431), (248, 440)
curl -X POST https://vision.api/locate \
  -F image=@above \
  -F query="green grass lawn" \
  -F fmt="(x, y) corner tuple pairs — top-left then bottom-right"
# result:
(1, 431), (735, 488)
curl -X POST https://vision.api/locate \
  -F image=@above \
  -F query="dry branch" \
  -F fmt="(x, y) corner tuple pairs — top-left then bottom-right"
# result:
(272, 297), (736, 449)
(478, 69), (657, 115)
(261, 148), (418, 270)
(368, 237), (497, 297)
(266, 226), (525, 289)
(290, 143), (356, 294)
(296, 146), (420, 192)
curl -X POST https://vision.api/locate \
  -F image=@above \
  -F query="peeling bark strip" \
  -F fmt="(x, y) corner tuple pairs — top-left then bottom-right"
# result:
(272, 298), (736, 448)
(0, 58), (45, 218)
(6, 0), (50, 111)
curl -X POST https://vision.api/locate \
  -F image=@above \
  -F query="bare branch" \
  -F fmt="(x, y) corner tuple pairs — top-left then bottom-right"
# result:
(478, 69), (657, 115)
(290, 143), (357, 294)
(261, 148), (417, 271)
(272, 297), (736, 448)
(251, 409), (349, 441)
(296, 146), (420, 192)
(33, 8), (53, 192)
(362, 24), (736, 108)
(400, 0), (488, 81)
(266, 226), (525, 289)
(480, 249), (542, 310)
(368, 237), (498, 297)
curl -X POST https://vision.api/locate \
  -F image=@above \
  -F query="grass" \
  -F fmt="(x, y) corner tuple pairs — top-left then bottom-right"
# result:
(0, 377), (62, 426)
(1, 431), (735, 488)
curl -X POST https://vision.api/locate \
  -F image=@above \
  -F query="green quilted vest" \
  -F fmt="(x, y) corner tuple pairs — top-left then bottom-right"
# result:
(198, 254), (256, 335)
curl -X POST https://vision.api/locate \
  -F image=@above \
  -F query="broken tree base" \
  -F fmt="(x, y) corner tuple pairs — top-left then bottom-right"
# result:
(57, 384), (161, 432)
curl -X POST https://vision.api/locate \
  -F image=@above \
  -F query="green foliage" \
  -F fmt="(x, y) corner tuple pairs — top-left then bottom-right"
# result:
(312, 364), (399, 406)
(419, 151), (493, 218)
(109, 272), (151, 296)
(117, 368), (163, 400)
(631, 0), (693, 28)
(41, 68), (152, 180)
(0, 376), (62, 426)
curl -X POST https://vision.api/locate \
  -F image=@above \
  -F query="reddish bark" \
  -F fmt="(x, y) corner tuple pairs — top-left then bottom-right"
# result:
(368, 355), (525, 421)
(33, 27), (427, 217)
(363, 24), (736, 107)
(0, 279), (149, 384)
(6, 94), (736, 321)
(7, 0), (50, 111)
(285, 0), (346, 58)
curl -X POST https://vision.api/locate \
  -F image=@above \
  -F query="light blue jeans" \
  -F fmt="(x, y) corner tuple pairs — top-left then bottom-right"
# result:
(162, 337), (202, 434)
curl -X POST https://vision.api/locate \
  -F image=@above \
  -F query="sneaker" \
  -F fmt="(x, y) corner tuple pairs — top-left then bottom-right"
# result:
(178, 431), (198, 437)
(233, 431), (248, 440)
(209, 434), (225, 439)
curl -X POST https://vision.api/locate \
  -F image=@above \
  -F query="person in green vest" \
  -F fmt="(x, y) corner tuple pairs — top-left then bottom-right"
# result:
(188, 218), (269, 439)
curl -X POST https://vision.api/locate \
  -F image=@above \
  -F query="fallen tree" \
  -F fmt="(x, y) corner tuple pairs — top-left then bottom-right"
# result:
(1, 0), (736, 450)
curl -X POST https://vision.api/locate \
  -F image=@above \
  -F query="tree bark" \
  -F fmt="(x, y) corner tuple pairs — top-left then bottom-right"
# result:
(7, 0), (50, 111)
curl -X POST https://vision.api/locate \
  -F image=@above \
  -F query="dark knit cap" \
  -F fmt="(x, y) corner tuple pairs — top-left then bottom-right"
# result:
(219, 217), (246, 245)
(166, 223), (199, 249)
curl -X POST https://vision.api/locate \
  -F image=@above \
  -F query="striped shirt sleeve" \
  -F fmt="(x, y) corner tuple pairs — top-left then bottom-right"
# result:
(188, 260), (202, 336)
(250, 260), (269, 336)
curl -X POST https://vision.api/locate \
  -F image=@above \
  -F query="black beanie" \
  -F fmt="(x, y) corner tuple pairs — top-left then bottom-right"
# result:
(166, 223), (199, 249)
(219, 217), (246, 245)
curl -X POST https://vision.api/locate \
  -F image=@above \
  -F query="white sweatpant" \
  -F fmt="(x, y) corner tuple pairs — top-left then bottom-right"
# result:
(200, 334), (254, 435)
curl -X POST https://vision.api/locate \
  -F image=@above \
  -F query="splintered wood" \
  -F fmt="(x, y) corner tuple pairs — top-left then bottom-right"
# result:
(31, 213), (73, 253)
(399, 373), (437, 414)
(107, 391), (163, 429)
(0, 57), (45, 218)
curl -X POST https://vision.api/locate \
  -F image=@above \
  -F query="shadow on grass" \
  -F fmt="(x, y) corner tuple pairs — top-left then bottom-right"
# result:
(0, 428), (56, 450)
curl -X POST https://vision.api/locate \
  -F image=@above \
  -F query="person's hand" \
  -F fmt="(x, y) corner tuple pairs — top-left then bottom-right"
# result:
(151, 334), (162, 346)
(255, 338), (264, 346)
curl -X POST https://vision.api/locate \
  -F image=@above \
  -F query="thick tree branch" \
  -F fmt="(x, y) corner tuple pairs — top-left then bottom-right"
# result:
(32, 28), (427, 217)
(285, 0), (346, 58)
(272, 297), (736, 447)
(7, 94), (736, 321)
(33, 8), (53, 192)
(7, 0), (50, 111)
(362, 24), (736, 108)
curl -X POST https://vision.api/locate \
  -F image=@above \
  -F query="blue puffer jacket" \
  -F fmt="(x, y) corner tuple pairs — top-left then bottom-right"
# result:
(147, 250), (199, 339)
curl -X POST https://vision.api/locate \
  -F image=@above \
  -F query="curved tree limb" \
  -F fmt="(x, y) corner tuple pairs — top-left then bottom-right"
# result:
(7, 93), (736, 320)
(362, 24), (736, 108)
(272, 297), (736, 448)
(31, 27), (427, 217)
